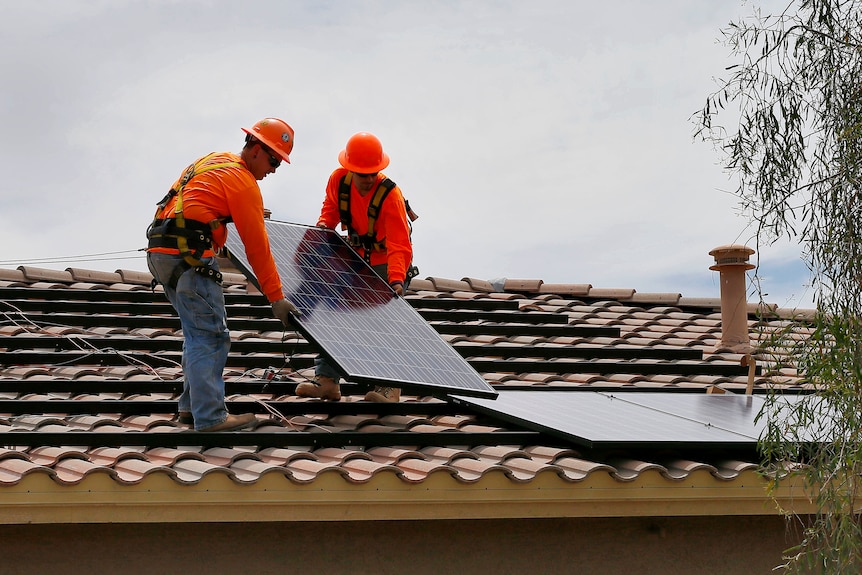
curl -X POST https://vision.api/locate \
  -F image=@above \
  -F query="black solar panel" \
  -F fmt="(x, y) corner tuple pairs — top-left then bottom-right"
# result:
(224, 220), (497, 399)
(451, 391), (776, 449)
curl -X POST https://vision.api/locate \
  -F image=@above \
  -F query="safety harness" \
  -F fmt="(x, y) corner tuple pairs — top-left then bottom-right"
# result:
(338, 173), (419, 281)
(146, 153), (240, 289)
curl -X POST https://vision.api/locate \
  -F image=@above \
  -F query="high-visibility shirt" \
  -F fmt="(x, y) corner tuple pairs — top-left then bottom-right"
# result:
(149, 152), (284, 303)
(317, 167), (413, 284)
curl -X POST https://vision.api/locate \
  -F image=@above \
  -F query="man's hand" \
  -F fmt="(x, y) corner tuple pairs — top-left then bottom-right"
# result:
(390, 281), (404, 296)
(272, 298), (300, 327)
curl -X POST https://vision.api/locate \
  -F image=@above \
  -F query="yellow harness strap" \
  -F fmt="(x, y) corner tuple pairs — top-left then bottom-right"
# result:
(169, 154), (242, 267)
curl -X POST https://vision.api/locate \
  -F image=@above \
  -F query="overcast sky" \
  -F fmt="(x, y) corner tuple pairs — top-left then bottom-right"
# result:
(0, 0), (812, 308)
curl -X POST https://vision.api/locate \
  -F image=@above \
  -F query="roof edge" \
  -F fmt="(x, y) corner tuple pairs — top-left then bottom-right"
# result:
(0, 467), (814, 524)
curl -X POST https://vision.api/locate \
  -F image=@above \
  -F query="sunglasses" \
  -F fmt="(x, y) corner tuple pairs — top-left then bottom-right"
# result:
(259, 143), (281, 168)
(355, 172), (378, 178)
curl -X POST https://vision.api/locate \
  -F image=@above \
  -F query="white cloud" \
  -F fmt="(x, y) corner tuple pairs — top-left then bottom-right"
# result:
(0, 0), (815, 308)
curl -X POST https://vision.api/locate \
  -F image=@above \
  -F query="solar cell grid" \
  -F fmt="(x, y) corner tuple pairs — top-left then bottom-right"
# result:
(452, 391), (770, 449)
(224, 221), (497, 398)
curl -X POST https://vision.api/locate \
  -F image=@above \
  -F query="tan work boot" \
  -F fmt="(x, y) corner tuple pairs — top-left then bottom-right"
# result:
(365, 386), (401, 403)
(295, 376), (342, 401)
(198, 412), (256, 432)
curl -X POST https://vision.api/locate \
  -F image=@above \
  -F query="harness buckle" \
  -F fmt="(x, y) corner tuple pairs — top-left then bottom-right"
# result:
(347, 231), (363, 249)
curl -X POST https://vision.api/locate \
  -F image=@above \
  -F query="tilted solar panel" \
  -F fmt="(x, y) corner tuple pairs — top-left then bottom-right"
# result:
(451, 391), (774, 449)
(223, 220), (497, 399)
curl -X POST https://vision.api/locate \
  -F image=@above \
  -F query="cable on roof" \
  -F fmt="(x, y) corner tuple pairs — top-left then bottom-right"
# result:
(0, 302), (178, 379)
(0, 248), (146, 267)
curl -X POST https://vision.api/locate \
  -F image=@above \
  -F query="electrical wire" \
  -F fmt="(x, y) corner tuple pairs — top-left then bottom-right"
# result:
(0, 300), (178, 379)
(1, 293), (337, 431)
(0, 248), (146, 267)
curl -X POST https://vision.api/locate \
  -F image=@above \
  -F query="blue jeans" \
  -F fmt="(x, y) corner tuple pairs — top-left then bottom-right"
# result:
(147, 252), (230, 430)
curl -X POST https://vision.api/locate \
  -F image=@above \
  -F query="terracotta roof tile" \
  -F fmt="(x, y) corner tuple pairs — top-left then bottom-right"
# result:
(714, 460), (761, 478)
(18, 266), (74, 283)
(116, 269), (154, 285)
(0, 268), (26, 282)
(502, 455), (565, 481)
(460, 278), (496, 292)
(587, 288), (636, 300)
(171, 459), (235, 484)
(420, 447), (477, 463)
(341, 458), (402, 482)
(201, 447), (261, 467)
(0, 459), (54, 485)
(113, 458), (175, 483)
(87, 447), (147, 466)
(538, 283), (591, 296)
(552, 456), (616, 481)
(396, 457), (455, 482)
(405, 278), (435, 292)
(627, 292), (682, 304)
(449, 291), (483, 300)
(67, 268), (124, 284)
(365, 447), (425, 464)
(53, 459), (115, 485)
(229, 459), (291, 482)
(68, 415), (123, 429)
(27, 446), (88, 465)
(426, 277), (472, 291)
(0, 265), (821, 522)
(285, 458), (349, 483)
(471, 445), (530, 461)
(678, 296), (722, 308)
(0, 449), (28, 461)
(257, 447), (315, 465)
(659, 459), (719, 480)
(503, 278), (543, 292)
(607, 458), (669, 481)
(521, 446), (579, 461)
(448, 457), (509, 482)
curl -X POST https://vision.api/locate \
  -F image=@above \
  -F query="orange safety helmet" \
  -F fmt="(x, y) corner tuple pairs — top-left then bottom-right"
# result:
(338, 132), (390, 173)
(242, 118), (295, 163)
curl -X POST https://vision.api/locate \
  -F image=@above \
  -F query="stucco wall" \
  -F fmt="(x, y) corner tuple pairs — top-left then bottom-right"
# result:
(0, 516), (799, 575)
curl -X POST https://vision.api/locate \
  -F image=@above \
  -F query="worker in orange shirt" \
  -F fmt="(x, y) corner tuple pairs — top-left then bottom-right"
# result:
(146, 118), (300, 431)
(295, 132), (413, 403)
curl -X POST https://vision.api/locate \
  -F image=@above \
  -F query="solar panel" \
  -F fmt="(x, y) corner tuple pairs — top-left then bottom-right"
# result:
(223, 220), (497, 399)
(451, 391), (775, 449)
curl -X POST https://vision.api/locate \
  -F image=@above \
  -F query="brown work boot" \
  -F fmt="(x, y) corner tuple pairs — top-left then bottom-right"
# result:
(365, 386), (401, 403)
(295, 376), (341, 401)
(198, 412), (256, 432)
(178, 411), (194, 426)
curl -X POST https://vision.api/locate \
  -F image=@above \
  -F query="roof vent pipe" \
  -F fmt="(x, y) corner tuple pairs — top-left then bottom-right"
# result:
(709, 244), (755, 353)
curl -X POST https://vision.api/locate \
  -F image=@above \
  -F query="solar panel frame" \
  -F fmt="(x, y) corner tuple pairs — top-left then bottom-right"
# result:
(223, 220), (497, 399)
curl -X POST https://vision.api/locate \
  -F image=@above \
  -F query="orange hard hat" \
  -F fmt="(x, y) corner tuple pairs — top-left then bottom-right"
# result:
(242, 118), (294, 163)
(338, 132), (390, 173)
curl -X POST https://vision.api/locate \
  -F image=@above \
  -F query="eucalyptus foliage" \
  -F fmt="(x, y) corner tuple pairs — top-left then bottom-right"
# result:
(696, 1), (862, 572)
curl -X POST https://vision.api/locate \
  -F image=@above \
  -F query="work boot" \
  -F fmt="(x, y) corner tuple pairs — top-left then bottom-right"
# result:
(198, 413), (256, 432)
(365, 386), (401, 403)
(178, 411), (194, 426)
(295, 376), (342, 401)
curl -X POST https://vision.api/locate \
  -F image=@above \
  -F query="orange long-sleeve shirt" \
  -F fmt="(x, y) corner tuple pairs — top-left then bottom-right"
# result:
(149, 152), (284, 302)
(317, 168), (413, 284)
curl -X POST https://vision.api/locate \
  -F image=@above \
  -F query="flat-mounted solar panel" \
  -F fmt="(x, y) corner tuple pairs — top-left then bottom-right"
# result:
(223, 220), (497, 399)
(451, 391), (773, 449)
